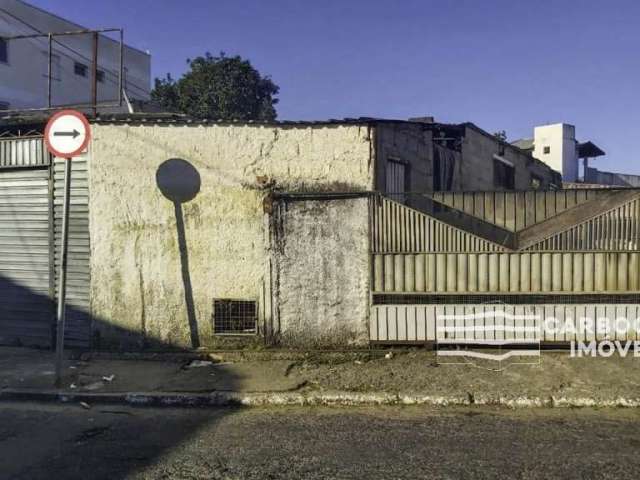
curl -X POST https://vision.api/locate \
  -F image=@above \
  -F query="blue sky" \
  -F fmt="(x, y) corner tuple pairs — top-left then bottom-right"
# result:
(28, 0), (640, 173)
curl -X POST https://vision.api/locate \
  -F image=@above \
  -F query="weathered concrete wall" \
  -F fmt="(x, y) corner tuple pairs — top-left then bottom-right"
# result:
(374, 122), (433, 192)
(88, 123), (373, 349)
(461, 126), (561, 190)
(374, 122), (433, 210)
(272, 197), (370, 347)
(372, 122), (560, 203)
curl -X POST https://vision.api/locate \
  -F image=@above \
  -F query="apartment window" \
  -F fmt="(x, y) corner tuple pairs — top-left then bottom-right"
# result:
(96, 70), (105, 83)
(493, 157), (515, 190)
(543, 146), (551, 154)
(0, 37), (8, 64)
(74, 62), (88, 77)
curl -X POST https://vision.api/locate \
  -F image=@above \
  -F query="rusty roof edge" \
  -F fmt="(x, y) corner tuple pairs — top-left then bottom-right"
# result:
(88, 115), (449, 128)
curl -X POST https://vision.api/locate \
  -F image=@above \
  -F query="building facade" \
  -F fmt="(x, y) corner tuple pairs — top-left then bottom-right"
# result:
(0, 0), (150, 112)
(0, 116), (566, 350)
(509, 122), (640, 188)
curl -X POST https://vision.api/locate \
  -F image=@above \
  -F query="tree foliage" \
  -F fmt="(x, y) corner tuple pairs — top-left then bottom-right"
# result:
(151, 52), (279, 120)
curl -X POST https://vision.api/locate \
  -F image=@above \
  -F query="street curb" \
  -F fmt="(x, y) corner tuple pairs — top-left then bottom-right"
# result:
(2, 389), (640, 408)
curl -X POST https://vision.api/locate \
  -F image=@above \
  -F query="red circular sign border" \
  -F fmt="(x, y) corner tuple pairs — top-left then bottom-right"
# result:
(44, 109), (92, 159)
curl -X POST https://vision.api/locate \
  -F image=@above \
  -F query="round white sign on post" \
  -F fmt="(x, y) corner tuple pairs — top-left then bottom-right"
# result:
(44, 109), (91, 158)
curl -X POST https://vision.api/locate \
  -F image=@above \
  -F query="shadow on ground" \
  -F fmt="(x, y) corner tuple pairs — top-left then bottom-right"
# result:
(0, 158), (243, 478)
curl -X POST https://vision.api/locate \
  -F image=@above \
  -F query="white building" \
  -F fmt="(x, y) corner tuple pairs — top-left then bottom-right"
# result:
(0, 0), (150, 112)
(512, 123), (605, 184)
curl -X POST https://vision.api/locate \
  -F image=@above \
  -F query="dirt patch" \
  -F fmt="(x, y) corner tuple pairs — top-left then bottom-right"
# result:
(293, 350), (640, 401)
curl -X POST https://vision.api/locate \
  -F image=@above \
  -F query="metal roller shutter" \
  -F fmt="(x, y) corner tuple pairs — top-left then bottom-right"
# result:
(0, 167), (53, 347)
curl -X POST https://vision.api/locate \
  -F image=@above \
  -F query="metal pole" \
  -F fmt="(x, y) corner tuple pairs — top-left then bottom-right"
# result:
(54, 158), (72, 388)
(119, 29), (124, 107)
(91, 31), (98, 117)
(47, 34), (52, 108)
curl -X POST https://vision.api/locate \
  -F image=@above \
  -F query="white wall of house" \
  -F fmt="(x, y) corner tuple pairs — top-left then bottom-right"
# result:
(533, 123), (578, 182)
(0, 0), (150, 111)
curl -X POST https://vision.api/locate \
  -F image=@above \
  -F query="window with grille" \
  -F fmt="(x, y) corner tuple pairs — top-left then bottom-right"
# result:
(213, 299), (257, 335)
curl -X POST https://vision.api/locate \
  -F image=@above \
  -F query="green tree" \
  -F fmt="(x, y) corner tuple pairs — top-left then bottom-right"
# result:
(151, 52), (279, 120)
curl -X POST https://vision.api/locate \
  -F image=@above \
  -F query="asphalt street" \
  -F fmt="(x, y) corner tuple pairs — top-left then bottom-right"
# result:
(1, 402), (639, 479)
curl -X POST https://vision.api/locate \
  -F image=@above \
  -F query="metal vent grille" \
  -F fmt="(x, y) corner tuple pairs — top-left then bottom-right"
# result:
(213, 299), (257, 335)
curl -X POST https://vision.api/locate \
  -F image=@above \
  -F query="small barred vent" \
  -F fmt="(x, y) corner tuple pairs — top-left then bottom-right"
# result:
(213, 299), (257, 335)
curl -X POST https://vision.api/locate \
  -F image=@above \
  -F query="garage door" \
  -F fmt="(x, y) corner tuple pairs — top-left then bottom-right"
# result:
(0, 168), (53, 347)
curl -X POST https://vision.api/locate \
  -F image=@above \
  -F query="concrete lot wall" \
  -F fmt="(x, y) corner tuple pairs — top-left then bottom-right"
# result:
(271, 197), (370, 347)
(88, 123), (374, 349)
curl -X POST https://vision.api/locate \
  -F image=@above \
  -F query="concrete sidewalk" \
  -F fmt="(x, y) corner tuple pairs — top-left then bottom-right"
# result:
(2, 347), (640, 408)
(0, 347), (306, 394)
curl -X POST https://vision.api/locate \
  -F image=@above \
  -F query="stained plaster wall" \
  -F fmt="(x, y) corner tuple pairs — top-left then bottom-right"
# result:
(87, 122), (374, 348)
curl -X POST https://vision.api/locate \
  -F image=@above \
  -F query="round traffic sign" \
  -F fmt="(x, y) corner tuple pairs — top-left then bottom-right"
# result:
(44, 110), (91, 158)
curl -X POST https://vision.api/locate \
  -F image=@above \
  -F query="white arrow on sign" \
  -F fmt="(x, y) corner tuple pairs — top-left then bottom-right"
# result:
(44, 109), (91, 158)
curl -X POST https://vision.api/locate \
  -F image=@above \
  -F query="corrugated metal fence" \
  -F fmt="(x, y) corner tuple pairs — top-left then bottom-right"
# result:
(370, 193), (640, 344)
(370, 304), (640, 343)
(523, 196), (640, 251)
(0, 137), (50, 168)
(372, 252), (640, 293)
(430, 190), (602, 232)
(370, 195), (505, 253)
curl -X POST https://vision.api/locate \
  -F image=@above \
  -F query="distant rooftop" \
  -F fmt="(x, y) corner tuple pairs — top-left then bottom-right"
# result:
(511, 138), (534, 151)
(577, 141), (606, 158)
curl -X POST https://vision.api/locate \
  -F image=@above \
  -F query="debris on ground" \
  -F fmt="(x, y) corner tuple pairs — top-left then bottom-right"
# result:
(185, 360), (214, 369)
(384, 352), (394, 360)
(79, 402), (91, 410)
(102, 375), (115, 382)
(83, 381), (105, 391)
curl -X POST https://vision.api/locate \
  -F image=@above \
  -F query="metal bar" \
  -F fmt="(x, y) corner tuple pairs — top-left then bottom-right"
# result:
(5, 28), (121, 40)
(119, 29), (124, 107)
(47, 159), (56, 342)
(1, 102), (124, 114)
(47, 34), (52, 108)
(91, 32), (98, 117)
(54, 158), (71, 387)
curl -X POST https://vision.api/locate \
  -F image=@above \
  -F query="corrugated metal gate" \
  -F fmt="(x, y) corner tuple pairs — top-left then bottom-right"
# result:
(0, 136), (91, 348)
(0, 167), (53, 346)
(370, 192), (640, 344)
